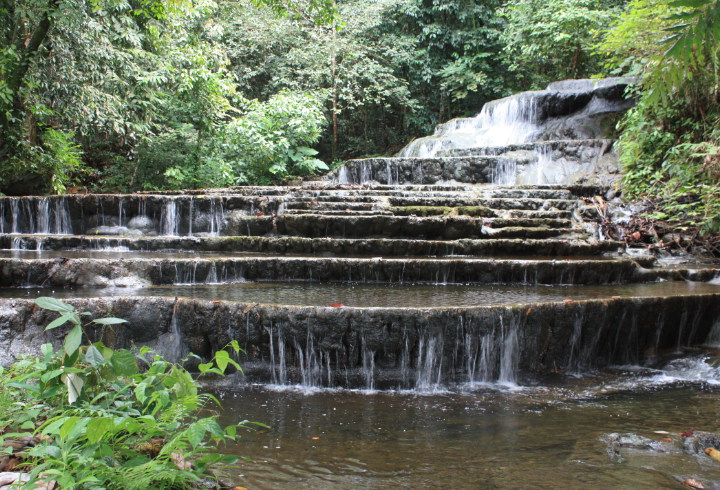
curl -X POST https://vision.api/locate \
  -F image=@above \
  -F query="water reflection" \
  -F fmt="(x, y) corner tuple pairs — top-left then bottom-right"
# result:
(213, 356), (720, 488)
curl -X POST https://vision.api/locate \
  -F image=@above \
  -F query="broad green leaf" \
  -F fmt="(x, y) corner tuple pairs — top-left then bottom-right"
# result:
(40, 368), (64, 384)
(46, 313), (76, 330)
(215, 350), (230, 372)
(85, 345), (106, 367)
(64, 325), (83, 357)
(86, 417), (115, 444)
(36, 297), (74, 313)
(110, 349), (139, 376)
(59, 416), (81, 440)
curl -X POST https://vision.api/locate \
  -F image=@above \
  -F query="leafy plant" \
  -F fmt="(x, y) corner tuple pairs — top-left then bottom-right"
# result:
(0, 297), (256, 489)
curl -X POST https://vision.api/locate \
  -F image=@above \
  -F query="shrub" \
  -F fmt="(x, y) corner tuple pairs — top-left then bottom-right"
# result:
(0, 297), (256, 489)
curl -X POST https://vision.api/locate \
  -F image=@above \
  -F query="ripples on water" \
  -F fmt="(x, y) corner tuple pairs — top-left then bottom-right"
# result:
(211, 353), (720, 489)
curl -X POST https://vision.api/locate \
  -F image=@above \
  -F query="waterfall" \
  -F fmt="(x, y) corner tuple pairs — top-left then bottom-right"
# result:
(0, 197), (72, 235)
(160, 199), (180, 236)
(398, 93), (540, 158)
(491, 158), (518, 185)
(337, 166), (350, 184)
(209, 198), (224, 236)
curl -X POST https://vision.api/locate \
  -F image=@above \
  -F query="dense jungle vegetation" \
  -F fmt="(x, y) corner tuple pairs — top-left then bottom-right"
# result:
(0, 0), (718, 236)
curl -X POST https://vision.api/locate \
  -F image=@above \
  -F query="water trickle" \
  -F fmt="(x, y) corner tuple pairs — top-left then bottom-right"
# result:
(337, 167), (350, 184)
(498, 316), (520, 386)
(161, 199), (180, 236)
(415, 334), (444, 391)
(361, 336), (375, 390)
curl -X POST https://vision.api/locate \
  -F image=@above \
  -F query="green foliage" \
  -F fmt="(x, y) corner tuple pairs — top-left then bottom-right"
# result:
(0, 298), (255, 488)
(390, 0), (511, 127)
(599, 0), (720, 236)
(502, 0), (620, 88)
(224, 92), (328, 184)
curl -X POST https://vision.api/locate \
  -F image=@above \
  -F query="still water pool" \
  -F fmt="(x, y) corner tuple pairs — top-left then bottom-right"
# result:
(212, 355), (720, 489)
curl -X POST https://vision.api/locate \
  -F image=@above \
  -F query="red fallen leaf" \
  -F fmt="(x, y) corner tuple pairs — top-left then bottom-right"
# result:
(212, 300), (222, 303)
(660, 438), (673, 442)
(526, 308), (533, 316)
(563, 299), (574, 303)
(331, 303), (344, 308)
(256, 213), (264, 216)
(685, 478), (705, 489)
(681, 427), (696, 438)
(631, 231), (642, 241)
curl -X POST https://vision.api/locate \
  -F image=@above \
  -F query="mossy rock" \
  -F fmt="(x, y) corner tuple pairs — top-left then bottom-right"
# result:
(389, 206), (455, 216)
(456, 206), (495, 217)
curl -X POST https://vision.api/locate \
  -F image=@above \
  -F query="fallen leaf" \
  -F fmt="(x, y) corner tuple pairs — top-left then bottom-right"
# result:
(256, 213), (264, 216)
(705, 447), (720, 463)
(331, 303), (343, 308)
(311, 437), (320, 440)
(681, 427), (696, 437)
(563, 299), (574, 303)
(243, 303), (257, 314)
(685, 478), (705, 489)
(212, 300), (222, 303)
(612, 296), (621, 299)
(526, 308), (533, 316)
(660, 438), (673, 442)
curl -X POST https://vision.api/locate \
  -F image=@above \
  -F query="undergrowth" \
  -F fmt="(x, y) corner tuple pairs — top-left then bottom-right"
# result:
(0, 297), (256, 489)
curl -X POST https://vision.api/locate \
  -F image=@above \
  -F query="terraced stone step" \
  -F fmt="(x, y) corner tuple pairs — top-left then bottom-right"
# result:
(387, 196), (578, 210)
(284, 201), (378, 211)
(328, 156), (532, 185)
(222, 214), (581, 240)
(293, 187), (578, 200)
(436, 139), (613, 158)
(1, 186), (591, 237)
(2, 291), (719, 385)
(0, 234), (624, 257)
(283, 209), (393, 216)
(1, 255), (674, 287)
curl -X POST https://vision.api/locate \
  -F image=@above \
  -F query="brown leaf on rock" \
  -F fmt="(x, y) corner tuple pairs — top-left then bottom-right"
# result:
(685, 478), (705, 489)
(705, 447), (720, 463)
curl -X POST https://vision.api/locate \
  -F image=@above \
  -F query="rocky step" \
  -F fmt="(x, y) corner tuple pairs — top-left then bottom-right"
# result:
(0, 189), (589, 237)
(328, 156), (532, 185)
(0, 234), (624, 257)
(222, 215), (581, 240)
(284, 201), (378, 211)
(2, 291), (719, 386)
(292, 187), (578, 200)
(283, 209), (394, 216)
(436, 138), (613, 158)
(387, 196), (578, 210)
(0, 255), (677, 288)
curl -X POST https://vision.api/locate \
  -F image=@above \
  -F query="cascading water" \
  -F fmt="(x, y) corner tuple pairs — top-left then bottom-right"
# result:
(161, 199), (180, 236)
(0, 197), (72, 235)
